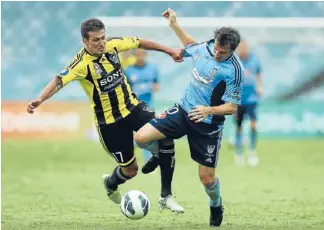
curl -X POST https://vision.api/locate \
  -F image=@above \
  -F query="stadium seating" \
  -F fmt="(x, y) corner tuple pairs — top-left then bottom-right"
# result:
(2, 2), (324, 101)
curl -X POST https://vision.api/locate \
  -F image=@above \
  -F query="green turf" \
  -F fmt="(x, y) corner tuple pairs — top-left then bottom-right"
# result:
(2, 139), (324, 230)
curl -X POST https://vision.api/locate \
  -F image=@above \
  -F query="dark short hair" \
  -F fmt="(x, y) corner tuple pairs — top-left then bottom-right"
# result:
(214, 27), (241, 51)
(81, 18), (105, 39)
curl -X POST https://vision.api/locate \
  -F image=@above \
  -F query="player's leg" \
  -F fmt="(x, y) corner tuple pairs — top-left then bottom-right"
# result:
(127, 101), (173, 181)
(134, 104), (186, 213)
(187, 129), (224, 227)
(129, 102), (184, 212)
(158, 138), (175, 198)
(97, 121), (137, 204)
(157, 138), (184, 213)
(247, 103), (259, 166)
(235, 105), (246, 166)
(136, 105), (185, 170)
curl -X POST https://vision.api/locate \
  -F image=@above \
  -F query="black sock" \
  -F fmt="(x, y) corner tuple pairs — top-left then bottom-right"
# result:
(107, 166), (131, 191)
(158, 139), (175, 198)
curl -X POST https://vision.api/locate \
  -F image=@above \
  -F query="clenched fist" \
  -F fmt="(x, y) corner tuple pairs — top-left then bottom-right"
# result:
(162, 8), (177, 26)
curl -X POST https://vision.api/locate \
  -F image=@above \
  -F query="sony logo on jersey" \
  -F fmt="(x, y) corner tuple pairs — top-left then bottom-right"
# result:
(99, 69), (123, 86)
(192, 68), (213, 84)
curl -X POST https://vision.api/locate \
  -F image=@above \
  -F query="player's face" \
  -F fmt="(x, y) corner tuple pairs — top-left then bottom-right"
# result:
(214, 42), (232, 62)
(134, 49), (146, 65)
(83, 29), (106, 57)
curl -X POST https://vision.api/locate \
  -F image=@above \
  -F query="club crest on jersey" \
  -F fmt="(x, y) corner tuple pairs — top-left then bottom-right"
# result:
(209, 68), (217, 77)
(142, 104), (154, 113)
(109, 53), (119, 64)
(207, 145), (216, 154)
(93, 63), (103, 75)
(227, 89), (241, 101)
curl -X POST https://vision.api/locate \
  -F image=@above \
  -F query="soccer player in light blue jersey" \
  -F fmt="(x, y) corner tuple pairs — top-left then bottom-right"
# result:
(234, 40), (263, 167)
(134, 8), (244, 227)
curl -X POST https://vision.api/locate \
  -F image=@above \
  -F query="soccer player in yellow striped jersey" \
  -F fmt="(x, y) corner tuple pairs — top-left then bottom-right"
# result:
(27, 18), (185, 212)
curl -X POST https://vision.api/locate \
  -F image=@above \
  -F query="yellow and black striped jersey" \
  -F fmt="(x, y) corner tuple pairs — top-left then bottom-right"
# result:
(58, 37), (140, 126)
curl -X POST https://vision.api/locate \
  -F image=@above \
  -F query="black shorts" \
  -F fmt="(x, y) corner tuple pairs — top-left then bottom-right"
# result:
(97, 101), (155, 167)
(149, 104), (223, 168)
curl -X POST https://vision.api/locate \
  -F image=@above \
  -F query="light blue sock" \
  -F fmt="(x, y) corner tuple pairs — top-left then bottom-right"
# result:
(235, 130), (243, 155)
(249, 128), (257, 152)
(204, 177), (221, 207)
(136, 141), (159, 156)
(143, 149), (152, 162)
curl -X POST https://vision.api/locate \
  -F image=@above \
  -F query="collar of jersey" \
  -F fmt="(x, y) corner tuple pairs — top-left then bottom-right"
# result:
(206, 39), (234, 62)
(83, 48), (103, 60)
(206, 39), (215, 57)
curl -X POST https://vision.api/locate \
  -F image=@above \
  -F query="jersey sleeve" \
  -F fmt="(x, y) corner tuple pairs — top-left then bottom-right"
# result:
(106, 37), (140, 53)
(183, 43), (200, 57)
(58, 57), (87, 87)
(221, 65), (244, 105)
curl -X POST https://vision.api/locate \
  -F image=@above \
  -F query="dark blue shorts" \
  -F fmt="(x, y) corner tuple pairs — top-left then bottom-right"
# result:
(236, 103), (257, 127)
(149, 104), (223, 168)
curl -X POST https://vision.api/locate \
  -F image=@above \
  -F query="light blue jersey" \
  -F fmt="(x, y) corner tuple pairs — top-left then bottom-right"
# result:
(179, 39), (244, 125)
(240, 54), (262, 105)
(125, 63), (159, 106)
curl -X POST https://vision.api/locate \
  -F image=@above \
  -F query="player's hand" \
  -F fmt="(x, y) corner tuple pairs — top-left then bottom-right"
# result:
(188, 105), (211, 123)
(162, 8), (177, 26)
(27, 99), (42, 114)
(169, 48), (184, 63)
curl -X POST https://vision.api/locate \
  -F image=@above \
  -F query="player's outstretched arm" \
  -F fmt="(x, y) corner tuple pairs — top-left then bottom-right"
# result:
(26, 76), (62, 114)
(162, 8), (196, 47)
(138, 39), (183, 62)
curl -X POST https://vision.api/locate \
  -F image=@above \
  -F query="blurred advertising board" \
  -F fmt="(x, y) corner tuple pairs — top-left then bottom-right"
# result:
(2, 102), (93, 140)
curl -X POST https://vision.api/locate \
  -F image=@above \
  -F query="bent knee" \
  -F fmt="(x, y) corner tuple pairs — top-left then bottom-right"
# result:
(199, 169), (216, 186)
(134, 130), (149, 145)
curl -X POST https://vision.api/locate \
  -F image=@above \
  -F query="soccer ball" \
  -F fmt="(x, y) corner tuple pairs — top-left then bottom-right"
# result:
(120, 190), (150, 220)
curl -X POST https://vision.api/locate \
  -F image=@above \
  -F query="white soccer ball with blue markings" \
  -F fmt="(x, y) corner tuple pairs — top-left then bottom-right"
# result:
(120, 190), (150, 220)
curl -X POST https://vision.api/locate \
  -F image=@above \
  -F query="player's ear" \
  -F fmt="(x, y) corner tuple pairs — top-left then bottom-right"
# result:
(82, 38), (88, 46)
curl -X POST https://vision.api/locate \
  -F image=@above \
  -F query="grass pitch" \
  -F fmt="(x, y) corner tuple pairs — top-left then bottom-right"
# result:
(2, 139), (324, 229)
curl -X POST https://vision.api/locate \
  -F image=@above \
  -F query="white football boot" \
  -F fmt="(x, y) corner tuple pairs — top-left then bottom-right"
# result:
(158, 195), (185, 213)
(102, 174), (122, 204)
